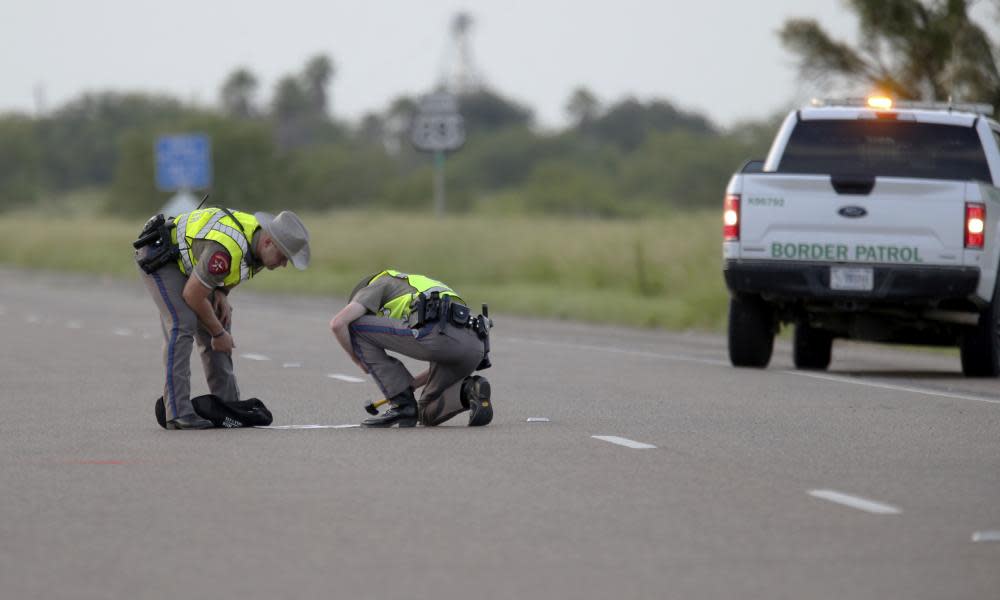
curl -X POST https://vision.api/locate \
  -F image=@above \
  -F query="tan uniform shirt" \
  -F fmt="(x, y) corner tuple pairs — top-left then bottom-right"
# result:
(350, 273), (415, 317)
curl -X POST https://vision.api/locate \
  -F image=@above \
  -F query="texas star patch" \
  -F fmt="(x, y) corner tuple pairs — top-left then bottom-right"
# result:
(207, 251), (231, 275)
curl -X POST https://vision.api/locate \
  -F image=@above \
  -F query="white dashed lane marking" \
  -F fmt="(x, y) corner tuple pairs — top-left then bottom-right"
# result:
(112, 328), (133, 337)
(592, 435), (656, 449)
(240, 353), (270, 361)
(282, 362), (302, 368)
(526, 417), (551, 422)
(808, 489), (901, 515)
(972, 530), (1000, 542)
(66, 321), (83, 329)
(327, 374), (366, 383)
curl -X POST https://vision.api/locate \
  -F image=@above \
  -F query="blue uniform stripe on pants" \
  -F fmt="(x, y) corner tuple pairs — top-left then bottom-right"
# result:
(151, 271), (180, 417)
(350, 323), (411, 336)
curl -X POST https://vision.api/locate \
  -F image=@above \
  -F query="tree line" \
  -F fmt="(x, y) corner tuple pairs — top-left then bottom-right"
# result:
(2, 0), (995, 218)
(0, 52), (771, 218)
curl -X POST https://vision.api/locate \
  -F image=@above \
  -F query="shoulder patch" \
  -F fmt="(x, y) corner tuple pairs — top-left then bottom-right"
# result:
(207, 251), (231, 275)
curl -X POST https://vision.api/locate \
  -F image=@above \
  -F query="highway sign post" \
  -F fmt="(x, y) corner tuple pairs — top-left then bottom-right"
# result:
(411, 92), (465, 216)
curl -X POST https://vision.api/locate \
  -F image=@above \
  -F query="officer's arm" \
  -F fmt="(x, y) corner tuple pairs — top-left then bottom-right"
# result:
(182, 277), (230, 344)
(330, 301), (369, 372)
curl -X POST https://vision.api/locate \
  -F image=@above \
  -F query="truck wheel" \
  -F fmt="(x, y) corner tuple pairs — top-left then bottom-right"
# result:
(728, 295), (774, 368)
(793, 323), (832, 370)
(960, 287), (1000, 377)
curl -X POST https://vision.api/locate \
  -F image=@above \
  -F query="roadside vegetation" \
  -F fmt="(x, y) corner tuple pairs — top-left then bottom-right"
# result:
(0, 208), (726, 330)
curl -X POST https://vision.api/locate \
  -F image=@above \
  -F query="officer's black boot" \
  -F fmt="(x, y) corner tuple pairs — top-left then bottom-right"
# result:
(462, 376), (492, 427)
(362, 388), (418, 428)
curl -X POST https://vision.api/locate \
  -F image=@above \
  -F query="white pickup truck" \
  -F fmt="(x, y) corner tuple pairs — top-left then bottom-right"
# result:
(722, 98), (1000, 376)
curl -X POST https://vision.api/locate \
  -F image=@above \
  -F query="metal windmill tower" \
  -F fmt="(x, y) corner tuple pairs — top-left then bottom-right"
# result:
(441, 12), (483, 95)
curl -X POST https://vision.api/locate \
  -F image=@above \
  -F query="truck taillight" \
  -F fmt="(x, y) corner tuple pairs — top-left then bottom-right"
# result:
(965, 203), (985, 249)
(723, 194), (740, 241)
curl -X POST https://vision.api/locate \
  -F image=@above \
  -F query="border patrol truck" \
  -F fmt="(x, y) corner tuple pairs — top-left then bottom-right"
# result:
(722, 97), (1000, 376)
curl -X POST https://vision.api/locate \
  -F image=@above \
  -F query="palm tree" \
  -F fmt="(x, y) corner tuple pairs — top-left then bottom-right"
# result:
(565, 87), (601, 127)
(219, 68), (259, 119)
(779, 0), (1000, 112)
(302, 54), (336, 116)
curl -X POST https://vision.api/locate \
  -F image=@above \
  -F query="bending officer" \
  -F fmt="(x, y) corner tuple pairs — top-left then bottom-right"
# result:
(135, 208), (310, 429)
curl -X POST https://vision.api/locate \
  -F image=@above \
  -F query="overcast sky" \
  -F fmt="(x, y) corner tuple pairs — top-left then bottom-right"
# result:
(2, 1), (996, 130)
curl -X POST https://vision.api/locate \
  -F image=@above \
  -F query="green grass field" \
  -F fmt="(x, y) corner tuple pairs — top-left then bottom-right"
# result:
(0, 210), (729, 331)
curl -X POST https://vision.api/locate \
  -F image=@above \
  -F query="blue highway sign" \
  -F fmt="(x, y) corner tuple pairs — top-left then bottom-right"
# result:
(155, 134), (212, 191)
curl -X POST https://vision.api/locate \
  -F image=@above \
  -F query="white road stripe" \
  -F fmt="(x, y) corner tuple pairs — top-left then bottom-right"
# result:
(327, 373), (366, 383)
(112, 328), (132, 337)
(972, 530), (1000, 542)
(256, 424), (360, 430)
(526, 417), (551, 422)
(592, 435), (656, 449)
(240, 353), (270, 361)
(787, 370), (1000, 406)
(282, 362), (302, 368)
(511, 337), (1000, 408)
(808, 489), (901, 514)
(66, 321), (83, 329)
(509, 337), (729, 367)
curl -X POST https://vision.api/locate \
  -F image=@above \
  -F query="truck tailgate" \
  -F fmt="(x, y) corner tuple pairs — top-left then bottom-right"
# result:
(735, 174), (968, 267)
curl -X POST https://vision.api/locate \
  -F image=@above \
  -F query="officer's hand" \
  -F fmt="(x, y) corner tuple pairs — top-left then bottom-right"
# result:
(213, 294), (233, 328)
(212, 331), (235, 353)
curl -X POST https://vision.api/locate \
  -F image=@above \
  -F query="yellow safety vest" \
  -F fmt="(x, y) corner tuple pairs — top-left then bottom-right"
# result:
(370, 270), (465, 320)
(171, 208), (260, 287)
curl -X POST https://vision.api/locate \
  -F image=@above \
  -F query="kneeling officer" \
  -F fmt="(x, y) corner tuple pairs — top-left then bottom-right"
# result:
(329, 270), (493, 427)
(135, 207), (310, 429)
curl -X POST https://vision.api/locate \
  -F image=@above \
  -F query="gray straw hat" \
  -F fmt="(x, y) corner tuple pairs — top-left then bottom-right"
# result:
(255, 211), (310, 270)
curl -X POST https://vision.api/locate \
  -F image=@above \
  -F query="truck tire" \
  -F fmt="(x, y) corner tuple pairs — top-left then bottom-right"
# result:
(960, 284), (1000, 377)
(793, 323), (832, 370)
(728, 294), (774, 368)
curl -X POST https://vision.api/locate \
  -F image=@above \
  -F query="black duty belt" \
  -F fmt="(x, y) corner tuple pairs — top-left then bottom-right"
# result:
(407, 291), (493, 371)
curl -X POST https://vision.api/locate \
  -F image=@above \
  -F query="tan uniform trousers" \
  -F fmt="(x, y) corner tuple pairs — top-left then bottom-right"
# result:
(349, 315), (485, 426)
(139, 263), (240, 421)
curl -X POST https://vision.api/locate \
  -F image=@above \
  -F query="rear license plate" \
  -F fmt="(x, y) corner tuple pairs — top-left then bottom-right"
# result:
(830, 266), (873, 291)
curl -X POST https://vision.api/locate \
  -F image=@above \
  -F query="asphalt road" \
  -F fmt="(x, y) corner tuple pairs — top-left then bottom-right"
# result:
(1, 268), (998, 600)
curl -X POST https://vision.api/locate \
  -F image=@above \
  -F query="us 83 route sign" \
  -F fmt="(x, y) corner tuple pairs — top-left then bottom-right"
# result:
(410, 92), (465, 153)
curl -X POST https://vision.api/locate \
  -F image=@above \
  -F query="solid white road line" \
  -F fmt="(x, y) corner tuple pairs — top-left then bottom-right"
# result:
(787, 370), (1000, 406)
(327, 373), (366, 383)
(510, 337), (729, 367)
(592, 435), (657, 449)
(240, 353), (270, 361)
(972, 530), (1000, 542)
(808, 489), (902, 515)
(256, 424), (361, 429)
(511, 336), (1000, 408)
